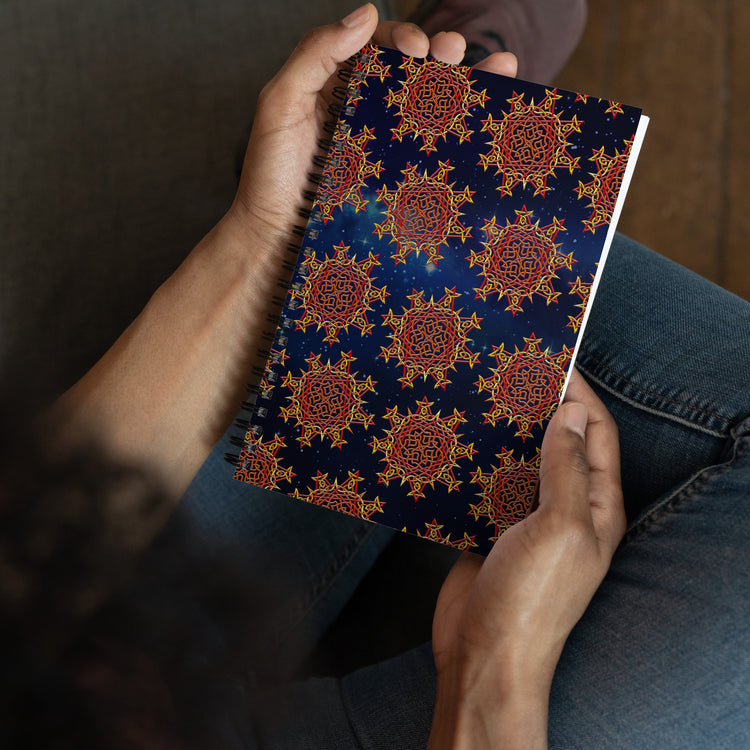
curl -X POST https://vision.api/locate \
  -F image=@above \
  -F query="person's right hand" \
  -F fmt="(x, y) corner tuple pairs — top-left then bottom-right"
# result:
(430, 369), (626, 749)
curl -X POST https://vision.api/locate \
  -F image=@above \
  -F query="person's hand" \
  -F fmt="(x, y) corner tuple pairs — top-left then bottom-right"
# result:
(224, 2), (518, 269)
(429, 369), (626, 749)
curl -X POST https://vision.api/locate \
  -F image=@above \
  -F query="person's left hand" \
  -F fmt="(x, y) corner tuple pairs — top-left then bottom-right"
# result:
(429, 369), (626, 749)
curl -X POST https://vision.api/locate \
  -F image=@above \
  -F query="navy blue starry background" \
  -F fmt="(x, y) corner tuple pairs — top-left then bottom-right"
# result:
(240, 45), (643, 555)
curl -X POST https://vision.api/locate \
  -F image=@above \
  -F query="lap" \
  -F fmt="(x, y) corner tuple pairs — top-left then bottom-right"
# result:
(166, 233), (750, 747)
(551, 234), (750, 747)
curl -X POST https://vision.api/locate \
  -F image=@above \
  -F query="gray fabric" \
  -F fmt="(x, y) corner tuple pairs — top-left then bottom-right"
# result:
(1, 0), (390, 406)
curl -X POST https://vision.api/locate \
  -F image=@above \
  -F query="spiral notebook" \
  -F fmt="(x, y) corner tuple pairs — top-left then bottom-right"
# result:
(227, 43), (648, 555)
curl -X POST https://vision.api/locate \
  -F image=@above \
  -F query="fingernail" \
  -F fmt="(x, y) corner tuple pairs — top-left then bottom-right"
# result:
(342, 3), (370, 27)
(561, 402), (588, 441)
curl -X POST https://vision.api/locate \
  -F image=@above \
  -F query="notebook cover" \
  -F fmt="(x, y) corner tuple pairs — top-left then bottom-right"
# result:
(232, 43), (647, 555)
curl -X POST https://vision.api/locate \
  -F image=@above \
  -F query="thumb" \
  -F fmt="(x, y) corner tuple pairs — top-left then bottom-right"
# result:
(538, 401), (592, 524)
(271, 4), (378, 102)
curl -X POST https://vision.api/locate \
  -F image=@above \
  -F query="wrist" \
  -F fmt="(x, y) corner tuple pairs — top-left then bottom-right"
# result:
(429, 649), (552, 750)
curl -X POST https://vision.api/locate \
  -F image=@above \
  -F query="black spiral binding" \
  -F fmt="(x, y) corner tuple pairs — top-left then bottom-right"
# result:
(224, 50), (369, 469)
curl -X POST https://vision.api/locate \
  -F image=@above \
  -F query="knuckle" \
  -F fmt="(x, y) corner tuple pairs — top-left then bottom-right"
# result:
(542, 508), (594, 551)
(542, 433), (589, 478)
(298, 25), (325, 50)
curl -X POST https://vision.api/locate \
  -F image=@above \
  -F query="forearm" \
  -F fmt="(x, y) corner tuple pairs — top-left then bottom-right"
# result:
(51, 210), (284, 500)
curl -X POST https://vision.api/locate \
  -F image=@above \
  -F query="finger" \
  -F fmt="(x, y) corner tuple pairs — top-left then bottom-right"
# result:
(473, 51), (518, 77)
(373, 21), (429, 58)
(563, 370), (620, 481)
(428, 31), (466, 64)
(539, 401), (591, 526)
(563, 370), (625, 550)
(268, 4), (378, 104)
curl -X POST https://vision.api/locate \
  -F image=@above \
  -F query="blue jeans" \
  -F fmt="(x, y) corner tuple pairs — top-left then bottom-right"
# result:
(176, 234), (750, 748)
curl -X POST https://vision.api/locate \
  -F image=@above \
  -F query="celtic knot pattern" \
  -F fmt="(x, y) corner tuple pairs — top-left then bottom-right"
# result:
(293, 471), (384, 520)
(370, 397), (475, 500)
(417, 519), (478, 550)
(385, 55), (487, 153)
(470, 448), (540, 541)
(281, 352), (375, 447)
(233, 434), (294, 491)
(469, 207), (575, 314)
(479, 89), (581, 196)
(346, 42), (391, 108)
(575, 137), (633, 233)
(476, 334), (572, 440)
(374, 160), (473, 266)
(231, 44), (643, 556)
(380, 287), (480, 388)
(314, 125), (383, 224)
(293, 241), (388, 344)
(566, 273), (594, 333)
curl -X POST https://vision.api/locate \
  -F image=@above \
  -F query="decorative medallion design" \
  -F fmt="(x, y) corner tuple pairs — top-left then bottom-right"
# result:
(469, 207), (574, 314)
(476, 334), (572, 440)
(370, 397), (475, 500)
(281, 352), (375, 447)
(479, 89), (580, 196)
(374, 160), (473, 266)
(293, 242), (387, 343)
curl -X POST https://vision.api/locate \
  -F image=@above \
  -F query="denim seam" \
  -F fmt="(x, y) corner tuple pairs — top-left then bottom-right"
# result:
(578, 347), (730, 438)
(276, 523), (373, 640)
(621, 425), (750, 545)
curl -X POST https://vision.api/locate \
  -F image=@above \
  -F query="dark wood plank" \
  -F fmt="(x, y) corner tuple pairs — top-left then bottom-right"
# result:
(726, 0), (750, 300)
(559, 0), (728, 285)
(555, 0), (611, 96)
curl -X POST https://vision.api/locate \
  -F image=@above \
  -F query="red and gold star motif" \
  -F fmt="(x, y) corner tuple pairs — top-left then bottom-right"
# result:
(370, 397), (475, 500)
(605, 100), (624, 117)
(479, 89), (581, 196)
(470, 448), (540, 541)
(374, 160), (473, 266)
(566, 273), (595, 333)
(293, 470), (384, 520)
(417, 519), (478, 551)
(575, 137), (633, 233)
(314, 125), (383, 224)
(346, 43), (391, 108)
(469, 207), (575, 314)
(293, 242), (388, 344)
(385, 55), (487, 154)
(380, 287), (480, 388)
(476, 333), (572, 440)
(281, 352), (375, 448)
(233, 434), (294, 491)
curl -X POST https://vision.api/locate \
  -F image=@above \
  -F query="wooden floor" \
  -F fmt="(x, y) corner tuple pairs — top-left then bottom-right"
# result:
(556, 0), (749, 301)
(394, 0), (750, 300)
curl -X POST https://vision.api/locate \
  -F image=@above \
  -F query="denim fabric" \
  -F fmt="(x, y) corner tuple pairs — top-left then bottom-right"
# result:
(577, 236), (750, 522)
(177, 438), (394, 680)
(548, 419), (750, 750)
(547, 236), (750, 749)
(176, 233), (750, 748)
